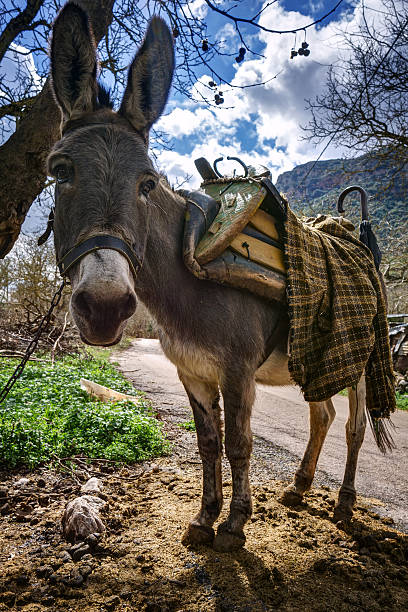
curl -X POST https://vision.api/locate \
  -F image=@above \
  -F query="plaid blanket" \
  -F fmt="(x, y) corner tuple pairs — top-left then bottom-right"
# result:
(284, 207), (395, 449)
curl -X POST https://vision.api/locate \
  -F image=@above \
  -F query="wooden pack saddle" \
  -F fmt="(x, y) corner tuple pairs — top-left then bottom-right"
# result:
(196, 174), (286, 274)
(181, 158), (288, 303)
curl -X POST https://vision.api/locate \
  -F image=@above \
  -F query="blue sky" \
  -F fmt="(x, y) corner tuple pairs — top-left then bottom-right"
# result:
(154, 0), (365, 187)
(1, 0), (380, 231)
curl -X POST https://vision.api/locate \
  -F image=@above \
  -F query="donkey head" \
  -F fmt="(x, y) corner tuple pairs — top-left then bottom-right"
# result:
(48, 2), (174, 345)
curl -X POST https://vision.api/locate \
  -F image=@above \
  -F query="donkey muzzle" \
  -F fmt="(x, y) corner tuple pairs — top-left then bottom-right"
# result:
(68, 246), (138, 346)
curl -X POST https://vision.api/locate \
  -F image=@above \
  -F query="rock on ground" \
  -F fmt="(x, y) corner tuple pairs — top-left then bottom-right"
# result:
(62, 495), (106, 543)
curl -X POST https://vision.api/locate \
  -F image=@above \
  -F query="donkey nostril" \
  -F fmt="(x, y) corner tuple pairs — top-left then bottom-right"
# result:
(73, 288), (136, 322)
(120, 291), (137, 319)
(73, 290), (92, 318)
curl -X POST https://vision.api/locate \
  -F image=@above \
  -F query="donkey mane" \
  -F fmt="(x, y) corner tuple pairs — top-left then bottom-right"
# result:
(97, 82), (113, 109)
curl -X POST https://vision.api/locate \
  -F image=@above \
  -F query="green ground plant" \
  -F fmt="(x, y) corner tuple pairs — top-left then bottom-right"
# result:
(339, 388), (407, 410)
(178, 418), (196, 432)
(396, 392), (408, 411)
(0, 354), (169, 468)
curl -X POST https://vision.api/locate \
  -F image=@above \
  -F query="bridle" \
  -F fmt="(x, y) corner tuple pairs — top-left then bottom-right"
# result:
(40, 116), (149, 280)
(38, 208), (144, 280)
(56, 234), (142, 278)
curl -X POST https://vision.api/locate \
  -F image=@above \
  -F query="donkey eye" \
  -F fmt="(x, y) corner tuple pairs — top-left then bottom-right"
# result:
(55, 165), (70, 184)
(139, 179), (156, 198)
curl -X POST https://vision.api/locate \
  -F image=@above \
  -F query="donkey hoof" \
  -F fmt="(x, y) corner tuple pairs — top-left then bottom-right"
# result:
(214, 528), (246, 553)
(279, 485), (303, 507)
(333, 505), (353, 524)
(181, 523), (215, 547)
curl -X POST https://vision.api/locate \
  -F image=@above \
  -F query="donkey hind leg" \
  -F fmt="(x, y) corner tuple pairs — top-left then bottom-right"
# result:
(213, 377), (255, 553)
(334, 375), (366, 523)
(178, 371), (223, 546)
(280, 399), (336, 506)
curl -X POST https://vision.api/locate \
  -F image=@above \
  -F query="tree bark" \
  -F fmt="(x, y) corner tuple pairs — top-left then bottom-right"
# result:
(0, 0), (115, 258)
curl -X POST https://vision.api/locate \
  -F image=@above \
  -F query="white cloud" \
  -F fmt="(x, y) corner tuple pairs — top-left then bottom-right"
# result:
(308, 1), (325, 14)
(216, 22), (239, 49)
(157, 1), (385, 186)
(0, 43), (44, 144)
(187, 0), (209, 20)
(155, 131), (307, 190)
(2, 43), (43, 90)
(157, 107), (215, 138)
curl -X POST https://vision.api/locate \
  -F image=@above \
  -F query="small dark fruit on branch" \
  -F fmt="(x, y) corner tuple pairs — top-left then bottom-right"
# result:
(235, 47), (246, 63)
(201, 39), (209, 52)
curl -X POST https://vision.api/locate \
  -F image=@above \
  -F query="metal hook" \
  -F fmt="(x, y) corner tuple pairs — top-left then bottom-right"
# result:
(337, 185), (369, 221)
(213, 156), (249, 178)
(213, 157), (224, 177)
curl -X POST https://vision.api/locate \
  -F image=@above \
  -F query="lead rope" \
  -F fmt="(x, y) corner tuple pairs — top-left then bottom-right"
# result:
(0, 280), (66, 404)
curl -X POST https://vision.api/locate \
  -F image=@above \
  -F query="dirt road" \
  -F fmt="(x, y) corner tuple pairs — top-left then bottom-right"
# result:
(115, 338), (408, 531)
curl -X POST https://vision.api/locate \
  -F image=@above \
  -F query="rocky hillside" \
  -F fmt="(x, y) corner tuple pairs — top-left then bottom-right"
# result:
(276, 154), (408, 243)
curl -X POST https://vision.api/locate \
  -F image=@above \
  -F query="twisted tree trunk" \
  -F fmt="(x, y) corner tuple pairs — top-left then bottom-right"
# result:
(0, 0), (114, 258)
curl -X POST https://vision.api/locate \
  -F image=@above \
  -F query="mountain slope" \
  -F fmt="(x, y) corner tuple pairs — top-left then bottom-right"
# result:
(276, 154), (408, 245)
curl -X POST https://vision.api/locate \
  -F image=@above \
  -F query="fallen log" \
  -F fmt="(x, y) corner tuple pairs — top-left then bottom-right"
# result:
(80, 378), (140, 404)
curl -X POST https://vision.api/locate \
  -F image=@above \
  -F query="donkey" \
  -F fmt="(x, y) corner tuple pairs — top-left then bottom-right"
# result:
(48, 3), (367, 552)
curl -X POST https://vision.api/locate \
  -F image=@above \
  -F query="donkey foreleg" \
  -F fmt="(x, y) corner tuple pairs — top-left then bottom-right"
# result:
(334, 375), (366, 523)
(214, 377), (255, 552)
(178, 371), (223, 546)
(280, 399), (335, 506)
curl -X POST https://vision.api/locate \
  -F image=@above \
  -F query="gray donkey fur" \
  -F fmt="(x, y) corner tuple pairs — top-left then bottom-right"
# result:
(48, 3), (367, 552)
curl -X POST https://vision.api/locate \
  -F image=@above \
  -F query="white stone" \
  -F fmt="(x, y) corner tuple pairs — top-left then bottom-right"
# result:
(80, 477), (104, 497)
(14, 478), (30, 488)
(62, 495), (106, 542)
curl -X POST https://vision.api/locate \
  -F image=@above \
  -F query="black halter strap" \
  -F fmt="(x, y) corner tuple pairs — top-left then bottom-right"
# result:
(57, 235), (142, 278)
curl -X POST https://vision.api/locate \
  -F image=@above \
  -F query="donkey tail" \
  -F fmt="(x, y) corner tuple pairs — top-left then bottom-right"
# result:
(366, 410), (396, 454)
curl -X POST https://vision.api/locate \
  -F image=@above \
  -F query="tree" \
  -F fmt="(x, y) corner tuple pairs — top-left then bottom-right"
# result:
(304, 0), (408, 171)
(0, 236), (77, 355)
(0, 0), (347, 258)
(0, 0), (114, 259)
(0, 235), (62, 318)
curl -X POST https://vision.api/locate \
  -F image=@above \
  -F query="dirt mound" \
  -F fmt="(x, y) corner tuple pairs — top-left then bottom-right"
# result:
(0, 457), (407, 612)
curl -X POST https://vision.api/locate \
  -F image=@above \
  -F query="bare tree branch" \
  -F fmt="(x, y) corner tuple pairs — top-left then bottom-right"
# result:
(0, 0), (347, 258)
(302, 0), (408, 184)
(203, 0), (345, 35)
(0, 95), (37, 120)
(0, 0), (44, 62)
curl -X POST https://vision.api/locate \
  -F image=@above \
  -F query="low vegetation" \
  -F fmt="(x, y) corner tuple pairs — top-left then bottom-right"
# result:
(338, 388), (407, 410)
(396, 392), (408, 411)
(0, 354), (169, 468)
(178, 418), (196, 432)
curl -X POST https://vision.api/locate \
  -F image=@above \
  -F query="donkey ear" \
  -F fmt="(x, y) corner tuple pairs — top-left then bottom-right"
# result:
(119, 17), (174, 135)
(50, 2), (98, 121)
